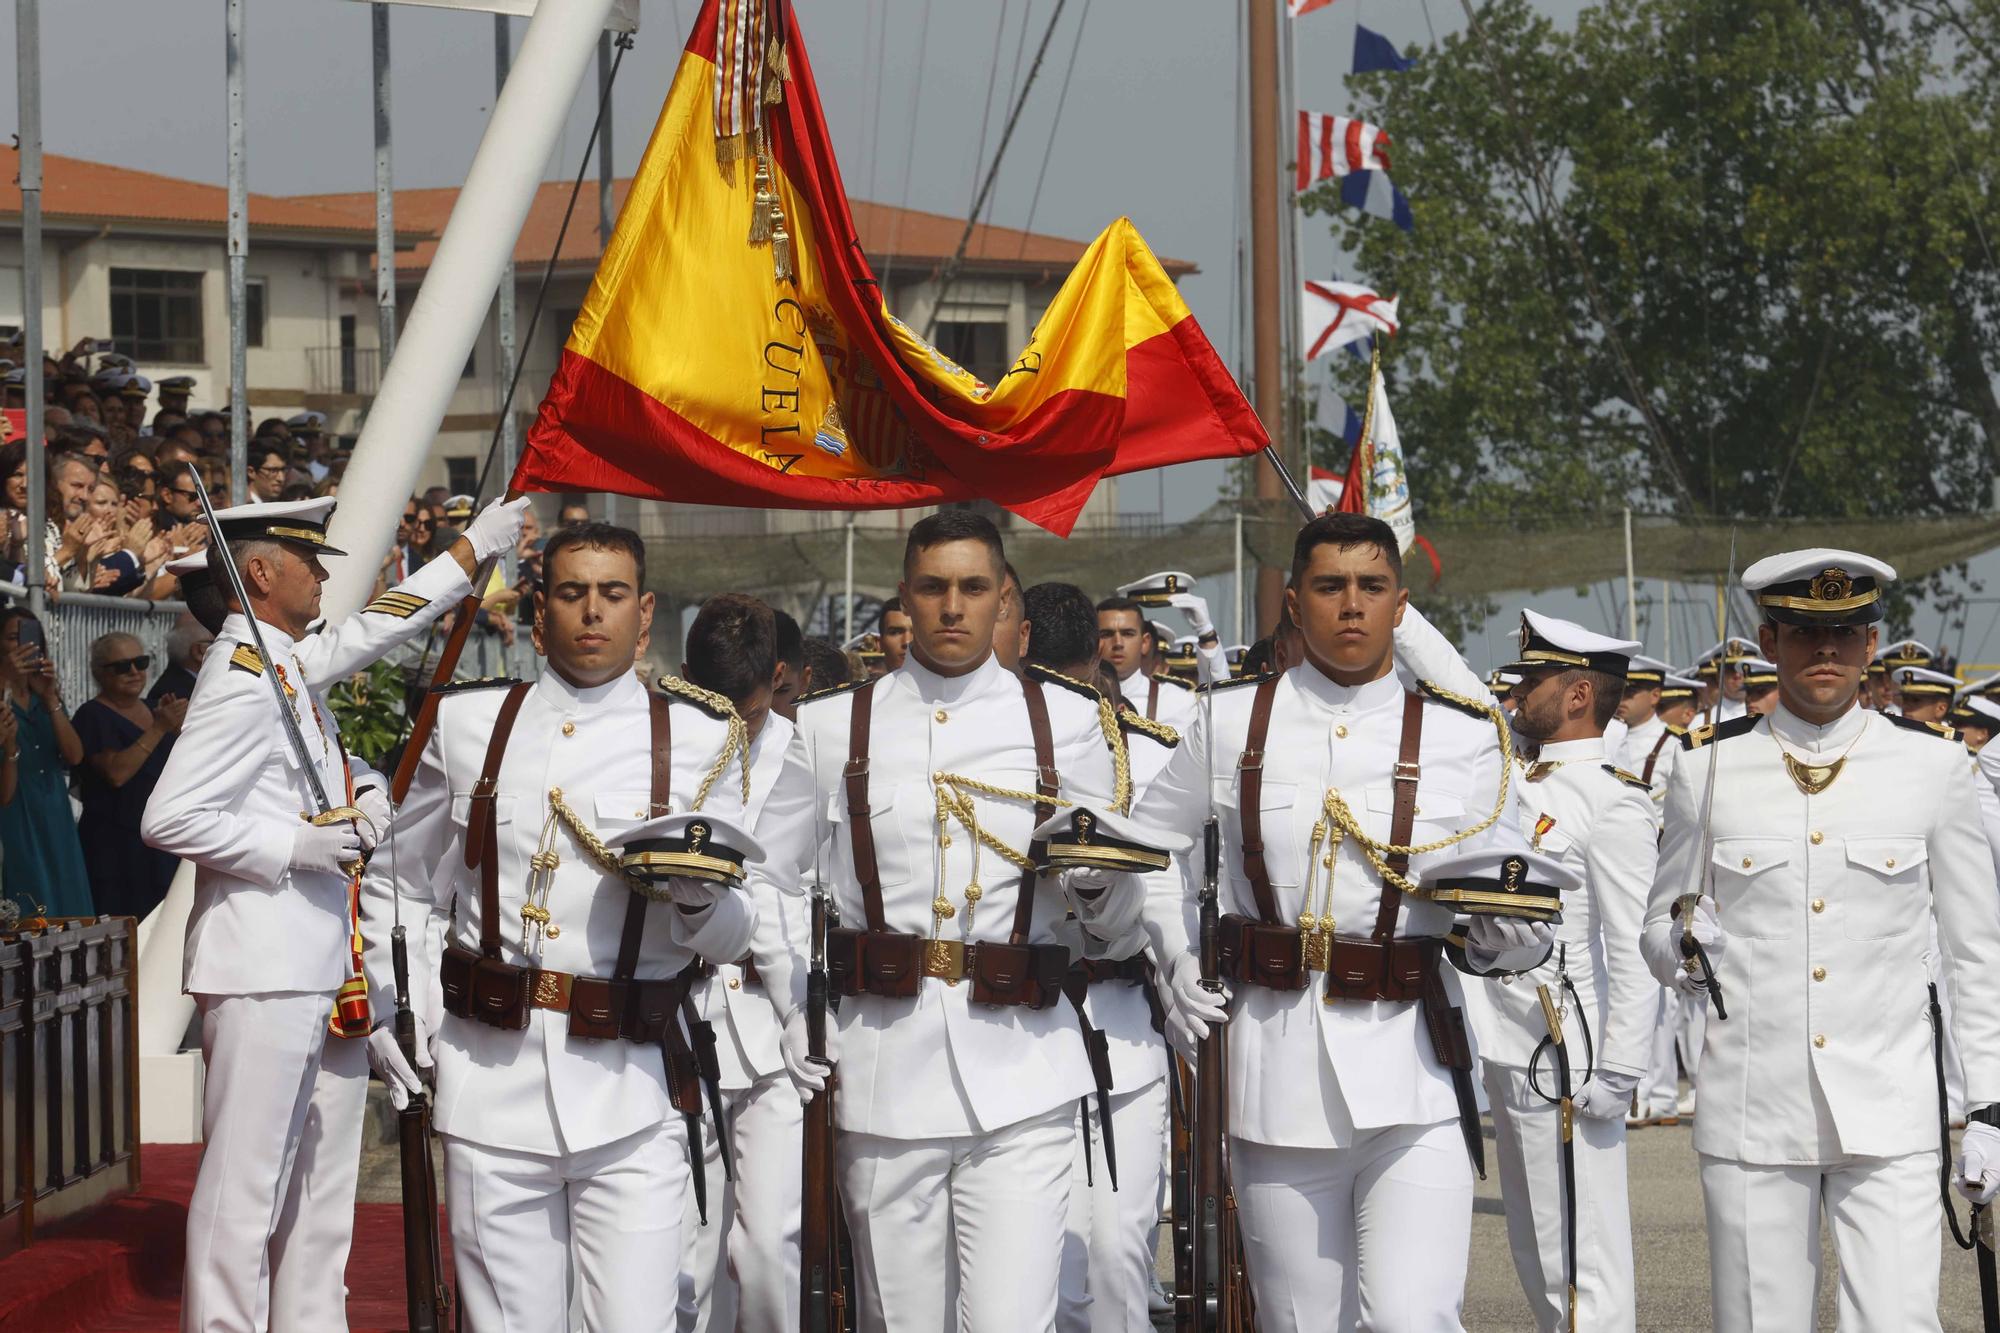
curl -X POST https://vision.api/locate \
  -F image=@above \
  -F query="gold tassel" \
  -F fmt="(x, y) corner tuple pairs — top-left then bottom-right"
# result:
(772, 214), (794, 282)
(764, 35), (788, 104)
(748, 155), (775, 245)
(715, 132), (752, 167)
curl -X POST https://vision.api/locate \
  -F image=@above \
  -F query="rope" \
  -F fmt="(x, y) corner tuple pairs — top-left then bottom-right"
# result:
(654, 675), (751, 808)
(929, 770), (1072, 933)
(1015, 0), (1093, 259)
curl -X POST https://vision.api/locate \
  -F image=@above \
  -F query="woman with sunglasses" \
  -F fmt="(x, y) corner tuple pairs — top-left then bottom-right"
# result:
(0, 607), (88, 919)
(72, 631), (184, 919)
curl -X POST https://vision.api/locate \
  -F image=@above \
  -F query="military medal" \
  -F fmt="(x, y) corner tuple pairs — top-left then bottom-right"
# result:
(1532, 813), (1556, 850)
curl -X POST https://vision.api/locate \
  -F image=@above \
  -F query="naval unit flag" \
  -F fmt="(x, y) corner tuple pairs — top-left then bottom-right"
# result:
(517, 0), (1267, 536)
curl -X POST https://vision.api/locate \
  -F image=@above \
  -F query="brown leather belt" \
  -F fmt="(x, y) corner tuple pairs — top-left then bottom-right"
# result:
(1074, 956), (1151, 986)
(825, 928), (1068, 1009)
(1216, 918), (1443, 1004)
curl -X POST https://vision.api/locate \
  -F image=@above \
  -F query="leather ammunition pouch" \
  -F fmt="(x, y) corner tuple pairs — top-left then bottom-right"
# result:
(1216, 914), (1309, 991)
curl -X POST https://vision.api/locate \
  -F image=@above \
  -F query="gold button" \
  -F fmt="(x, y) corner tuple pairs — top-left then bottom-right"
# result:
(1741, 857), (1752, 869)
(1810, 831), (1823, 845)
(549, 786), (562, 800)
(1335, 725), (1348, 739)
(728, 978), (741, 990)
(1813, 1034), (1827, 1048)
(1811, 898), (1825, 914)
(1812, 966), (1826, 981)
(1885, 858), (1897, 869)
(562, 721), (576, 737)
(935, 709), (948, 723)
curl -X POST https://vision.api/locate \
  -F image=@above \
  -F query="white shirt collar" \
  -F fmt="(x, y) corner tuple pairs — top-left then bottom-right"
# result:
(1290, 659), (1406, 713)
(536, 664), (646, 713)
(1117, 662), (1147, 689)
(896, 650), (1008, 706)
(1535, 736), (1606, 763)
(1768, 698), (1868, 753)
(220, 611), (298, 655)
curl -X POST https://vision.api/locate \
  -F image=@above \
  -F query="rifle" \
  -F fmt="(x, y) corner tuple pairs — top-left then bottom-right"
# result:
(392, 928), (449, 1332)
(1167, 1052), (1196, 1333)
(1192, 813), (1230, 1333)
(800, 884), (847, 1332)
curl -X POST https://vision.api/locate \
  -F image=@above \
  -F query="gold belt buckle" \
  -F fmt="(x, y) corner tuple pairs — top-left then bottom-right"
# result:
(1302, 930), (1332, 974)
(530, 969), (572, 1012)
(923, 938), (967, 984)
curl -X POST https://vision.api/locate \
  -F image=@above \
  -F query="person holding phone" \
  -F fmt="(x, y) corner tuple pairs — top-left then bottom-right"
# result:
(0, 607), (88, 918)
(73, 632), (183, 920)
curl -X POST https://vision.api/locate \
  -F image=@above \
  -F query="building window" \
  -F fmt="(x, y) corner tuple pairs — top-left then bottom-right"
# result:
(245, 278), (267, 348)
(933, 320), (1008, 386)
(109, 268), (204, 364)
(444, 456), (477, 496)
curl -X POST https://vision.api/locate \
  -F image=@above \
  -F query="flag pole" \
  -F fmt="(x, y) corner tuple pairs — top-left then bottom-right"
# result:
(1624, 506), (1637, 642)
(1233, 509), (1245, 645)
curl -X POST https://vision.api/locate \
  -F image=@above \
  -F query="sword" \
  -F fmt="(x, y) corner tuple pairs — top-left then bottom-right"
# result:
(183, 464), (363, 866)
(1678, 528), (1736, 1020)
(1536, 982), (1578, 1333)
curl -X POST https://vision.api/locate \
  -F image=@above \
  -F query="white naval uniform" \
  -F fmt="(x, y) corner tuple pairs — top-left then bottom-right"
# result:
(143, 552), (472, 1333)
(1118, 663), (1198, 729)
(1618, 715), (1703, 1122)
(747, 654), (1125, 1333)
(363, 669), (756, 1333)
(1057, 713), (1181, 1333)
(1462, 737), (1657, 1333)
(679, 712), (802, 1333)
(1642, 704), (2000, 1330)
(1132, 665), (1529, 1333)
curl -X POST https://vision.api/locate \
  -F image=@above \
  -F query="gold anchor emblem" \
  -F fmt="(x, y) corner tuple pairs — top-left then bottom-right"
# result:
(688, 822), (709, 854)
(1809, 567), (1853, 602)
(1502, 856), (1526, 894)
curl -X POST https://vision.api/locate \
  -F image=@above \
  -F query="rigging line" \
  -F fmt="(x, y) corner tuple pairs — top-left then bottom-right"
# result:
(1927, 95), (2000, 273)
(967, 1), (1014, 219)
(1417, 0), (1440, 48)
(861, 0), (886, 205)
(1769, 322), (1837, 512)
(1016, 0), (1093, 256)
(1450, 0), (1699, 513)
(880, 1), (935, 293)
(1003, 0), (1037, 148)
(922, 0), (1072, 341)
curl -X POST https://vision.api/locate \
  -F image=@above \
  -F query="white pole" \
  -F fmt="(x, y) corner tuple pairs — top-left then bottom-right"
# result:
(1233, 509), (1245, 644)
(1662, 579), (1673, 664)
(17, 0), (45, 615)
(1623, 506), (1637, 642)
(320, 0), (620, 618)
(372, 4), (396, 361)
(226, 0), (248, 503)
(493, 13), (518, 584)
(843, 517), (856, 644)
(596, 30), (618, 531)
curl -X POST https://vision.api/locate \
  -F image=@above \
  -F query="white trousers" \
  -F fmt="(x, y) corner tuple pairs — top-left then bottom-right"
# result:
(678, 1074), (806, 1333)
(269, 1031), (369, 1331)
(1700, 1150), (1943, 1332)
(183, 990), (332, 1333)
(838, 1103), (1077, 1333)
(1483, 1063), (1635, 1333)
(445, 1119), (689, 1333)
(1056, 1077), (1170, 1333)
(1231, 1120), (1472, 1333)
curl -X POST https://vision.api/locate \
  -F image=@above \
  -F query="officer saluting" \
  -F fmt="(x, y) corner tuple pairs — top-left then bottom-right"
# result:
(1643, 549), (2000, 1330)
(143, 493), (526, 1333)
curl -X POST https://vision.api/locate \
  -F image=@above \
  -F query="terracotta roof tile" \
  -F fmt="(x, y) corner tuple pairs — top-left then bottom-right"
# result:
(0, 149), (392, 241)
(296, 178), (1197, 278)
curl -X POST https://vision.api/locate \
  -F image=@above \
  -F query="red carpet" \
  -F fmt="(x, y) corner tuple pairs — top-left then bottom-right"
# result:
(0, 1144), (449, 1333)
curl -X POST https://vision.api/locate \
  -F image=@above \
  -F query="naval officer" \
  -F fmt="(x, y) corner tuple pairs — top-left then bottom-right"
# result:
(1098, 593), (1198, 727)
(1643, 549), (2000, 1330)
(142, 493), (527, 1333)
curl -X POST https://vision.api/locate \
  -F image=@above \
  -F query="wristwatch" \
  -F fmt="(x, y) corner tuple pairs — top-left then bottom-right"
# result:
(1971, 1104), (2000, 1131)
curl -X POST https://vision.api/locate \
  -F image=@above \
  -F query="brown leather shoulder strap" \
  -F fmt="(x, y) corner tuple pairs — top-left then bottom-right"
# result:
(613, 693), (675, 982)
(845, 683), (886, 932)
(1010, 675), (1059, 945)
(468, 682), (532, 957)
(1237, 675), (1282, 924)
(1642, 728), (1673, 784)
(1147, 675), (1160, 721)
(1373, 691), (1425, 941)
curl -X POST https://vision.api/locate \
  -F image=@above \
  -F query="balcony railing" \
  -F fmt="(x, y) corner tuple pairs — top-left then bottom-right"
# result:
(306, 346), (380, 397)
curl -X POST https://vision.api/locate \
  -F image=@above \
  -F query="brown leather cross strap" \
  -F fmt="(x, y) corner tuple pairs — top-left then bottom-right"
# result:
(1146, 675), (1160, 721)
(613, 693), (674, 983)
(1238, 675), (1283, 924)
(469, 682), (532, 958)
(1373, 691), (1425, 942)
(1642, 728), (1674, 784)
(1010, 675), (1058, 945)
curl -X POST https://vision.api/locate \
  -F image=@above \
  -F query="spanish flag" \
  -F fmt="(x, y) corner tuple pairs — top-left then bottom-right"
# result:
(518, 0), (1267, 536)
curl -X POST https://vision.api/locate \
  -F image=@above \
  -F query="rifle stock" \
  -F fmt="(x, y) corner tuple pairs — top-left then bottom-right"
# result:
(1193, 815), (1228, 1332)
(392, 927), (449, 1332)
(801, 890), (847, 1332)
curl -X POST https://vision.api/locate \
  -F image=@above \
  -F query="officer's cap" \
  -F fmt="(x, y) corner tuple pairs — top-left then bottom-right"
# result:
(442, 493), (476, 521)
(1742, 549), (1894, 628)
(1624, 654), (1670, 688)
(95, 352), (135, 372)
(1658, 673), (1701, 702)
(1875, 638), (1937, 670)
(1115, 571), (1198, 607)
(117, 374), (153, 400)
(1420, 846), (1579, 925)
(1959, 672), (2000, 702)
(1032, 805), (1188, 876)
(157, 375), (197, 394)
(1894, 665), (1958, 698)
(1739, 658), (1779, 690)
(165, 551), (212, 588)
(612, 811), (762, 894)
(844, 630), (883, 662)
(91, 369), (131, 391)
(1504, 610), (1642, 678)
(211, 497), (348, 556)
(1488, 668), (1523, 691)
(286, 410), (327, 432)
(1961, 695), (2000, 727)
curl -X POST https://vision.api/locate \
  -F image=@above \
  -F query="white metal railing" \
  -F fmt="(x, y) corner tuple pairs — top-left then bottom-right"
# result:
(0, 581), (189, 705)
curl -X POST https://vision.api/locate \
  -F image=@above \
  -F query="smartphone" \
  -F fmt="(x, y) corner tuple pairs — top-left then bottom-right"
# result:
(16, 619), (45, 660)
(91, 339), (117, 354)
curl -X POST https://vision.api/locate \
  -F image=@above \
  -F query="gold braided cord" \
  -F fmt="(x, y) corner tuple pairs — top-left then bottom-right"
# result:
(655, 674), (752, 808)
(549, 789), (648, 890)
(932, 773), (1074, 873)
(1315, 682), (1516, 898)
(1097, 694), (1134, 815)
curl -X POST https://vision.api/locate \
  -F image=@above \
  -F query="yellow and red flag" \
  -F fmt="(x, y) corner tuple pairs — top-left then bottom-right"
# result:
(518, 0), (1267, 536)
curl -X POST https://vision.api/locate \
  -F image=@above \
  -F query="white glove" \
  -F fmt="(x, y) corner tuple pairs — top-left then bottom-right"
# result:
(1162, 950), (1230, 1052)
(353, 785), (391, 854)
(1059, 866), (1116, 901)
(1164, 592), (1215, 639)
(665, 876), (728, 910)
(291, 820), (363, 877)
(460, 496), (533, 564)
(780, 1006), (841, 1104)
(365, 1019), (430, 1112)
(1463, 915), (1552, 973)
(1670, 896), (1725, 997)
(1572, 1067), (1639, 1121)
(1956, 1119), (2000, 1204)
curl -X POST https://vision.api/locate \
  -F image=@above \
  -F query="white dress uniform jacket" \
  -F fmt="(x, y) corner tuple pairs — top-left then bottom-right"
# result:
(1643, 704), (2000, 1163)
(1616, 714), (1681, 819)
(1119, 663), (1198, 729)
(748, 654), (1122, 1139)
(1134, 666), (1524, 1148)
(366, 669), (756, 1157)
(1469, 738), (1659, 1078)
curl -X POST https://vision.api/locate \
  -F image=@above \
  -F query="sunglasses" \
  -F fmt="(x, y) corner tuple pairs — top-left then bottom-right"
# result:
(97, 655), (151, 674)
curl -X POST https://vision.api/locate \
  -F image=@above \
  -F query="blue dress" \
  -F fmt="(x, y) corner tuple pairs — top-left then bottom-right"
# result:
(0, 693), (91, 918)
(71, 699), (178, 921)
